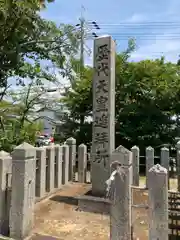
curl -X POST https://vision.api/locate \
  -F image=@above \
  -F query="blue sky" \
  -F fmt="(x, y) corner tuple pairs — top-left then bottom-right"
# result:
(40, 0), (180, 66)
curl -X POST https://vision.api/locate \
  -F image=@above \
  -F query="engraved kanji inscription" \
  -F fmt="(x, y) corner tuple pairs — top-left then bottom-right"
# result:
(96, 95), (108, 112)
(96, 44), (109, 61)
(97, 62), (109, 76)
(92, 36), (115, 173)
(154, 202), (162, 210)
(94, 132), (108, 143)
(96, 79), (108, 93)
(96, 147), (107, 154)
(95, 142), (108, 152)
(93, 154), (109, 167)
(94, 113), (108, 128)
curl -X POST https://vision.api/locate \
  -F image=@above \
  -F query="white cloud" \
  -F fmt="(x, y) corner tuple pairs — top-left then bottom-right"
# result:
(130, 40), (180, 63)
(130, 27), (180, 63)
(126, 1), (180, 63)
(125, 13), (148, 23)
(84, 0), (180, 65)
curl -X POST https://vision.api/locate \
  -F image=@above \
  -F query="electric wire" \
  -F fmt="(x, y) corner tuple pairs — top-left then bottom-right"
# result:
(85, 21), (180, 58)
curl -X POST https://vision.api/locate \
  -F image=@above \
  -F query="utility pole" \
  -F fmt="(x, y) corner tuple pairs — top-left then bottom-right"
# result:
(75, 5), (85, 79)
(75, 5), (100, 79)
(80, 16), (85, 79)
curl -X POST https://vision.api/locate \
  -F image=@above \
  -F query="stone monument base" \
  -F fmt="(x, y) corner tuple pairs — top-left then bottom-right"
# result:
(76, 189), (110, 214)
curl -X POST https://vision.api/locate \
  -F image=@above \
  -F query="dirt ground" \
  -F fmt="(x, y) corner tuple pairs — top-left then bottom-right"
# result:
(31, 182), (150, 240)
(31, 177), (178, 240)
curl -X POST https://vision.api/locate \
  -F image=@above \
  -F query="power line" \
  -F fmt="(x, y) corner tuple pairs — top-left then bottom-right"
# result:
(99, 35), (180, 38)
(97, 26), (180, 29)
(92, 21), (180, 25)
(68, 21), (180, 26)
(87, 29), (180, 41)
(73, 18), (180, 63)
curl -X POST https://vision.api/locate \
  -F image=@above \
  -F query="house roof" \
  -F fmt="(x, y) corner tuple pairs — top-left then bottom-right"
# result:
(32, 115), (62, 125)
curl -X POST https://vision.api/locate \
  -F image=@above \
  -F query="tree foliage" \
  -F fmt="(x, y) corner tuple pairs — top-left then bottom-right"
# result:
(61, 41), (180, 149)
(0, 0), (80, 150)
(0, 0), (79, 90)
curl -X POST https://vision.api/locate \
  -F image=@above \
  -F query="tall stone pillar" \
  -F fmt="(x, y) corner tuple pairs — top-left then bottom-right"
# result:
(91, 35), (115, 196)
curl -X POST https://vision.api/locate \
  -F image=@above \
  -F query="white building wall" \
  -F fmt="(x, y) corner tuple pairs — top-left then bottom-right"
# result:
(37, 110), (57, 135)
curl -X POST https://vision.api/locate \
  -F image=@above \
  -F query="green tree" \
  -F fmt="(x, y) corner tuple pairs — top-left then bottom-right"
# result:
(59, 66), (93, 146)
(0, 57), (64, 151)
(115, 56), (180, 149)
(0, 0), (79, 92)
(0, 116), (43, 152)
(61, 42), (180, 149)
(0, 0), (80, 150)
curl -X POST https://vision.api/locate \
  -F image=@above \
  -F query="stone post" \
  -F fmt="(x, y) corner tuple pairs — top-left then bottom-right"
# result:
(161, 147), (169, 188)
(161, 147), (169, 171)
(45, 146), (55, 193)
(54, 145), (63, 188)
(107, 161), (131, 240)
(0, 151), (12, 235)
(176, 141), (180, 191)
(148, 164), (168, 240)
(36, 147), (46, 198)
(92, 35), (116, 196)
(10, 142), (36, 239)
(89, 145), (92, 183)
(62, 144), (69, 185)
(111, 145), (133, 185)
(78, 144), (87, 183)
(145, 146), (154, 188)
(66, 137), (76, 181)
(131, 146), (140, 186)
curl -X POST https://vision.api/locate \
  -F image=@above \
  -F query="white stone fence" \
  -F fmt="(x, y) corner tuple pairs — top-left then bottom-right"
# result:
(107, 162), (169, 240)
(131, 145), (180, 191)
(0, 137), (92, 239)
(63, 140), (180, 191)
(69, 142), (180, 191)
(0, 138), (77, 239)
(1, 137), (180, 239)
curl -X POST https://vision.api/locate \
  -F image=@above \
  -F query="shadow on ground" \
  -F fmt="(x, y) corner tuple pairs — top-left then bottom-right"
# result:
(31, 234), (62, 240)
(50, 195), (78, 206)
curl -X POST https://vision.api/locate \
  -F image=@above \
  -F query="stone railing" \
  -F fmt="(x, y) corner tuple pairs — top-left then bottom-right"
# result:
(0, 138), (77, 239)
(106, 162), (169, 240)
(0, 137), (180, 239)
(131, 145), (180, 191)
(71, 142), (180, 192)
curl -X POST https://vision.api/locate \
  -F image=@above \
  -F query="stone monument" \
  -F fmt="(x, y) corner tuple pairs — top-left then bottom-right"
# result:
(91, 35), (115, 196)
